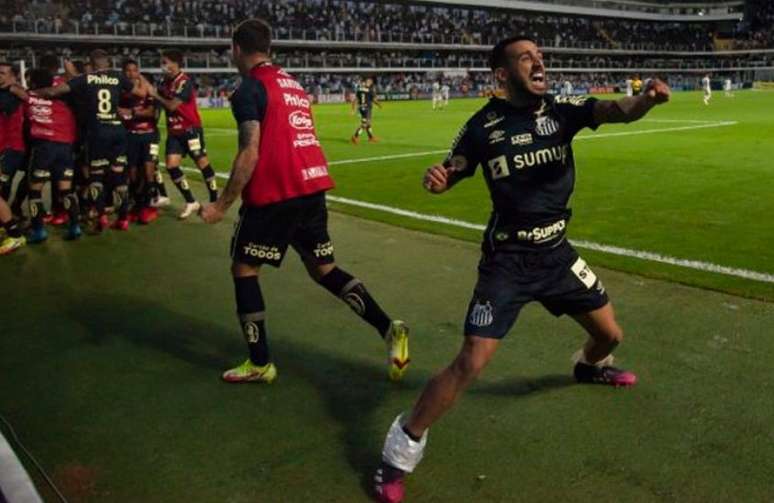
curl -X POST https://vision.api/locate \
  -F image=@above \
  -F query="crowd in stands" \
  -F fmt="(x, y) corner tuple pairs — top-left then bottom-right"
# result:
(1, 0), (737, 51)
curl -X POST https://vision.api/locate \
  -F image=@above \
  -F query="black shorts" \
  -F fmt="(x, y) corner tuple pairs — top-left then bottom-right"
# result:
(0, 149), (26, 185)
(230, 192), (334, 268)
(87, 125), (128, 170)
(464, 240), (609, 339)
(127, 131), (160, 168)
(28, 140), (74, 183)
(359, 106), (372, 122)
(165, 128), (206, 160)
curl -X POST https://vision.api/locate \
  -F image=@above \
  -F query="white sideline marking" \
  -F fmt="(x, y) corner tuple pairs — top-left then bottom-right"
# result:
(177, 119), (771, 284)
(182, 167), (773, 284)
(0, 431), (43, 503)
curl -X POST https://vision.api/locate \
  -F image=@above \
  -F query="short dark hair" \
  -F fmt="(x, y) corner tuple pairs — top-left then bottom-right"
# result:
(489, 36), (537, 71)
(161, 49), (184, 65)
(39, 53), (59, 73)
(122, 58), (138, 70)
(29, 68), (53, 89)
(90, 49), (110, 65)
(232, 18), (272, 55)
(0, 62), (16, 75)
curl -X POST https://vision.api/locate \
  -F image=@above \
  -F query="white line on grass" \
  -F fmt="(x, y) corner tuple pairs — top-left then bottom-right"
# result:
(181, 167), (773, 284)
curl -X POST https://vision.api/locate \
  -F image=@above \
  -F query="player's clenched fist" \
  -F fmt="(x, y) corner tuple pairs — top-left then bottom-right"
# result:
(423, 164), (449, 193)
(646, 78), (671, 104)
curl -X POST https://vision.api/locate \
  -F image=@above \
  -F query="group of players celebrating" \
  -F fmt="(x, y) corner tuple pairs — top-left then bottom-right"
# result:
(4, 17), (674, 503)
(0, 48), (219, 255)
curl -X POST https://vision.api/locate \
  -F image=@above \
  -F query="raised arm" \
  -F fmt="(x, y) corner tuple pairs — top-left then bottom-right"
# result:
(593, 78), (670, 125)
(31, 82), (71, 99)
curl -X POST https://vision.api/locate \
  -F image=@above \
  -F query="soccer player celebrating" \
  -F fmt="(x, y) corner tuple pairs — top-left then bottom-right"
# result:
(147, 50), (218, 218)
(34, 50), (148, 232)
(199, 18), (410, 384)
(0, 63), (27, 213)
(120, 60), (162, 224)
(351, 76), (380, 144)
(373, 36), (670, 503)
(5, 69), (80, 242)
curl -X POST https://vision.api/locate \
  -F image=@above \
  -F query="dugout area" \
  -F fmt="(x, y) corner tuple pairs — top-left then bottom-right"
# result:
(1, 201), (773, 502)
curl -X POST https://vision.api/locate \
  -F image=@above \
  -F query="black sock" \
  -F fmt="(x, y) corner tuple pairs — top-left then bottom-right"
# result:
(10, 175), (28, 216)
(28, 189), (45, 227)
(88, 170), (105, 215)
(0, 178), (10, 201)
(2, 217), (21, 238)
(318, 267), (392, 337)
(167, 167), (195, 203)
(354, 127), (362, 137)
(155, 170), (169, 198)
(109, 170), (129, 219)
(200, 165), (218, 202)
(62, 190), (80, 224)
(366, 127), (374, 139)
(51, 184), (63, 214)
(234, 276), (270, 365)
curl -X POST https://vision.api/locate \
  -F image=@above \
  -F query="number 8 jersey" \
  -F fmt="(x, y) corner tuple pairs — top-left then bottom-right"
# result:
(67, 70), (135, 132)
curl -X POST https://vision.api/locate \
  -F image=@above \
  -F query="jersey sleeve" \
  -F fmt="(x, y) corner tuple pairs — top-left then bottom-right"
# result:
(119, 75), (135, 93)
(173, 77), (194, 102)
(230, 77), (268, 124)
(66, 74), (87, 95)
(444, 120), (481, 179)
(0, 90), (20, 115)
(554, 95), (599, 138)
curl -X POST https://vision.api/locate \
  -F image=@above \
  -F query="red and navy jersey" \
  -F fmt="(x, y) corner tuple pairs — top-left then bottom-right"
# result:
(232, 64), (334, 207)
(24, 92), (77, 144)
(160, 72), (201, 135)
(0, 89), (25, 152)
(120, 91), (158, 133)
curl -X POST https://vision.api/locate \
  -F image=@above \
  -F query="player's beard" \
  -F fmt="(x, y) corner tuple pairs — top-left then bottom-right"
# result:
(505, 69), (542, 106)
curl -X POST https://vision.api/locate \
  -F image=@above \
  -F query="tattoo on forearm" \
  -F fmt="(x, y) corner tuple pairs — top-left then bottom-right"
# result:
(219, 120), (260, 209)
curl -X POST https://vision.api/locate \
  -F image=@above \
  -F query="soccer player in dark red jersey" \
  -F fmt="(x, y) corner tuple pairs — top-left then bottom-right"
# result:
(0, 63), (27, 216)
(373, 36), (670, 503)
(5, 68), (81, 242)
(120, 60), (163, 224)
(199, 18), (410, 384)
(147, 50), (218, 219)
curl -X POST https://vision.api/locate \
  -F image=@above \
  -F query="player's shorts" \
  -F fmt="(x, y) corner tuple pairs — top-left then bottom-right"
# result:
(0, 149), (27, 186)
(358, 106), (372, 122)
(127, 130), (160, 168)
(231, 191), (334, 268)
(87, 125), (128, 171)
(166, 127), (207, 160)
(28, 140), (74, 183)
(463, 240), (609, 339)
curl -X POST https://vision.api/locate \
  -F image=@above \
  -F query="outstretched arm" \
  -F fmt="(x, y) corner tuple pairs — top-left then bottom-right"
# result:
(593, 78), (670, 125)
(31, 83), (72, 99)
(199, 120), (260, 223)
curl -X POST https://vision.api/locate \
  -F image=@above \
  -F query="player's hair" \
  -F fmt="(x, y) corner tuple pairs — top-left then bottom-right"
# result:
(29, 68), (53, 89)
(39, 53), (60, 73)
(232, 18), (272, 55)
(489, 35), (537, 71)
(89, 49), (110, 66)
(122, 58), (138, 71)
(0, 62), (17, 75)
(161, 49), (184, 65)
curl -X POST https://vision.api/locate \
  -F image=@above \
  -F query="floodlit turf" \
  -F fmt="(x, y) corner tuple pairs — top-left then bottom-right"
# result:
(183, 90), (774, 301)
(1, 208), (774, 502)
(2, 90), (773, 502)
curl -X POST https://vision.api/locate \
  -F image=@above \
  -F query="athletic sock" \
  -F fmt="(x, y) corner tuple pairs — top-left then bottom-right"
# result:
(10, 174), (28, 216)
(62, 190), (80, 224)
(366, 127), (374, 139)
(155, 170), (169, 198)
(234, 276), (270, 365)
(167, 166), (195, 203)
(354, 127), (363, 137)
(109, 170), (129, 220)
(201, 165), (218, 202)
(28, 189), (45, 228)
(318, 267), (392, 337)
(2, 217), (21, 238)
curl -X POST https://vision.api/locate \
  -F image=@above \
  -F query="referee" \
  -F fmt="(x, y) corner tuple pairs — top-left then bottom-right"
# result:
(199, 19), (410, 384)
(374, 36), (670, 503)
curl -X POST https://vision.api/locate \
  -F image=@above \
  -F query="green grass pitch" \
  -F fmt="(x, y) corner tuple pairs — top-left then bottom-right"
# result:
(1, 90), (773, 502)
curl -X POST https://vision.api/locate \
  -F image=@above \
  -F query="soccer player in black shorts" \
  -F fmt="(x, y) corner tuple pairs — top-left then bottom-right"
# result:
(373, 36), (671, 503)
(35, 49), (149, 232)
(351, 77), (381, 144)
(199, 18), (410, 384)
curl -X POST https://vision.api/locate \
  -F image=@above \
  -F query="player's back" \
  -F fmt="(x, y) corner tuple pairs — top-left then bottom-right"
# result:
(69, 69), (133, 131)
(356, 85), (373, 108)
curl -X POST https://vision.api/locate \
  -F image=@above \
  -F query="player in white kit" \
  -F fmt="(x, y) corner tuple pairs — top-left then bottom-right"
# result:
(702, 74), (712, 105)
(625, 78), (633, 97)
(432, 81), (441, 110)
(724, 78), (734, 97)
(440, 83), (450, 108)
